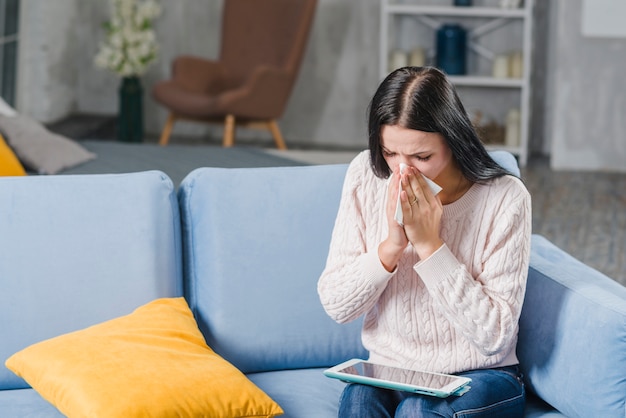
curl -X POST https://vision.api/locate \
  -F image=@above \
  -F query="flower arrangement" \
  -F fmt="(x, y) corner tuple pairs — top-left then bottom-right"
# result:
(95, 0), (162, 77)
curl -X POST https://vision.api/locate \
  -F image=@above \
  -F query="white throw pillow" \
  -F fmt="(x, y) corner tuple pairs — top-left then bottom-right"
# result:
(0, 96), (17, 117)
(0, 114), (96, 174)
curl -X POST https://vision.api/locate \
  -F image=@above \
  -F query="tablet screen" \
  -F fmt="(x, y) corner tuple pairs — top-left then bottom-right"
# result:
(336, 361), (459, 390)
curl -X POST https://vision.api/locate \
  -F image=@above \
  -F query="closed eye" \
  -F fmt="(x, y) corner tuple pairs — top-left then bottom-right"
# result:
(414, 154), (432, 162)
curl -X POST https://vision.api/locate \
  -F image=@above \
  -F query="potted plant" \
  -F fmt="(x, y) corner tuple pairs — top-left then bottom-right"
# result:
(95, 0), (162, 142)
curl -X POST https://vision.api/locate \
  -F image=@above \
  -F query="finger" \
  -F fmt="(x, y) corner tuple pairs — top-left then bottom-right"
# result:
(407, 167), (434, 203)
(400, 168), (421, 205)
(400, 173), (419, 207)
(400, 190), (416, 208)
(399, 190), (421, 230)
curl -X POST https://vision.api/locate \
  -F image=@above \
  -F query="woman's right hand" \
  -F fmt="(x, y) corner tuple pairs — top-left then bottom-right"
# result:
(378, 168), (409, 272)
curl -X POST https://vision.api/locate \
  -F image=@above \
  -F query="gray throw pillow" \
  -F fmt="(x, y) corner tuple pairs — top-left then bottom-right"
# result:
(0, 114), (96, 174)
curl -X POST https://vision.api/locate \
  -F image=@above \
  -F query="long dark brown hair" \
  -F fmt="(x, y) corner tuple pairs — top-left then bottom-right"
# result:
(368, 66), (509, 181)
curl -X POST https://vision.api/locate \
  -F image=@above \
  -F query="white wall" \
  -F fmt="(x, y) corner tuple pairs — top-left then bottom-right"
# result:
(16, 0), (80, 122)
(544, 0), (626, 172)
(16, 0), (378, 149)
(16, 0), (624, 170)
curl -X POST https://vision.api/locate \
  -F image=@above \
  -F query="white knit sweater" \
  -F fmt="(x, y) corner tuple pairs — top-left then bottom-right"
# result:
(318, 151), (531, 374)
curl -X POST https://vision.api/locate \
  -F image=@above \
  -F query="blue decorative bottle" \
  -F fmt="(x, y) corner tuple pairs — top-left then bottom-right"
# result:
(436, 24), (467, 75)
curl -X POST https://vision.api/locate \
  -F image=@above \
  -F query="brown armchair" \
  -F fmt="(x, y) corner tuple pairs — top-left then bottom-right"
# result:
(152, 0), (318, 149)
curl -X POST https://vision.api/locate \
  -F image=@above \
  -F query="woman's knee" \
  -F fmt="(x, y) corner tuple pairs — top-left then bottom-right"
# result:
(395, 395), (449, 418)
(339, 384), (399, 418)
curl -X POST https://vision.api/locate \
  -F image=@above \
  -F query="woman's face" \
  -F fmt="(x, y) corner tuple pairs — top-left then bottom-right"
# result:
(380, 124), (454, 182)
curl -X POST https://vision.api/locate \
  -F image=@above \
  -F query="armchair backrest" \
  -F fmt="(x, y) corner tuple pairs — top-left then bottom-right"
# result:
(220, 0), (317, 83)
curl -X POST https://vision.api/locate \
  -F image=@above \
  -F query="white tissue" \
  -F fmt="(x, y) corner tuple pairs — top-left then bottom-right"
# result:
(394, 163), (442, 226)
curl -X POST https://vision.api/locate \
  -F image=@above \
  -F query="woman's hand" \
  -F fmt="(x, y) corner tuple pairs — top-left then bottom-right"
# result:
(378, 168), (409, 272)
(399, 166), (444, 259)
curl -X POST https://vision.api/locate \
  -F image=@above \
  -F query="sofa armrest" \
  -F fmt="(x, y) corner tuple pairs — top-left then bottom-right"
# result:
(519, 235), (626, 417)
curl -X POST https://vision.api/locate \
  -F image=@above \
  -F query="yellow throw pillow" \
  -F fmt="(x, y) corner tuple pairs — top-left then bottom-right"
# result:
(0, 133), (26, 176)
(5, 297), (283, 418)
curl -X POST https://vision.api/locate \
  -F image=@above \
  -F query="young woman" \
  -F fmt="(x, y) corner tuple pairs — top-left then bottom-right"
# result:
(317, 66), (531, 417)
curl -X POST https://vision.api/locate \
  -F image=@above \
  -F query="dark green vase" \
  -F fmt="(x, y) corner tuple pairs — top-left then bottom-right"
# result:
(117, 76), (144, 142)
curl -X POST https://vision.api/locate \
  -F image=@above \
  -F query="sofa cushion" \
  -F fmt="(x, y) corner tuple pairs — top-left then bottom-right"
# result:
(0, 389), (64, 418)
(0, 171), (182, 390)
(0, 133), (25, 176)
(6, 297), (283, 418)
(179, 165), (368, 374)
(519, 235), (626, 417)
(523, 394), (567, 418)
(248, 368), (347, 418)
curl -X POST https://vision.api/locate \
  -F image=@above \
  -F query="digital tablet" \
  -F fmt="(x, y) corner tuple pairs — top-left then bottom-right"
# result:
(324, 359), (471, 398)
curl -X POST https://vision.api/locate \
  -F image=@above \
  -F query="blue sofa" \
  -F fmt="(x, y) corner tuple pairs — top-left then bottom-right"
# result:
(1, 152), (625, 417)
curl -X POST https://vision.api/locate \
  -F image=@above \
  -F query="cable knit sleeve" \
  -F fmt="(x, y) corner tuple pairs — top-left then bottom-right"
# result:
(414, 177), (531, 357)
(317, 152), (394, 324)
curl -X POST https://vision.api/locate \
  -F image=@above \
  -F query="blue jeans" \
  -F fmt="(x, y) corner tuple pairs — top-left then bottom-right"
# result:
(338, 365), (525, 418)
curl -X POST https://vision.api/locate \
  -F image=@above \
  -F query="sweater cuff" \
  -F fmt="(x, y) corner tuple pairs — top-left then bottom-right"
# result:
(413, 244), (461, 288)
(361, 251), (395, 289)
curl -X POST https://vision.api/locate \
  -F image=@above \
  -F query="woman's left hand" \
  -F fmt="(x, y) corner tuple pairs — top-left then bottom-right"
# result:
(399, 166), (444, 259)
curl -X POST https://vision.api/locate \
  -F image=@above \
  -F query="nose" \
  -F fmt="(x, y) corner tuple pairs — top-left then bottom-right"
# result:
(396, 157), (412, 172)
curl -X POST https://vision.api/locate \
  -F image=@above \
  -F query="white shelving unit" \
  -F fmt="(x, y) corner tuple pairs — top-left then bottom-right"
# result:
(379, 0), (534, 166)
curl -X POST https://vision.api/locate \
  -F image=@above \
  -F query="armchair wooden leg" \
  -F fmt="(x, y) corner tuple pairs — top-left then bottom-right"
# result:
(268, 120), (287, 150)
(223, 115), (235, 147)
(159, 113), (176, 146)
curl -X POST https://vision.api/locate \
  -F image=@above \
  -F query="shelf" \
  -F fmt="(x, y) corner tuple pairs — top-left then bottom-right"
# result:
(448, 76), (524, 88)
(380, 0), (534, 166)
(385, 5), (527, 19)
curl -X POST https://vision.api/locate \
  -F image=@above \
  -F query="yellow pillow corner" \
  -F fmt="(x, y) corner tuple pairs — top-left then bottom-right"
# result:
(0, 133), (26, 176)
(5, 297), (284, 418)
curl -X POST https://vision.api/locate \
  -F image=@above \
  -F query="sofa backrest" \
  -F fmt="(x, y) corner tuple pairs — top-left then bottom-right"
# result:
(489, 149), (520, 176)
(178, 151), (521, 374)
(179, 164), (368, 373)
(519, 235), (626, 418)
(0, 171), (183, 390)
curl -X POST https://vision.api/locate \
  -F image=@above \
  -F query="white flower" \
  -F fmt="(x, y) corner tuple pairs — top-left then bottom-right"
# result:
(94, 0), (162, 77)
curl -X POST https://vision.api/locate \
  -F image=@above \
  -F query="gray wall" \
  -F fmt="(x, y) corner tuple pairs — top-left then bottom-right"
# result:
(14, 1), (626, 171)
(543, 0), (626, 172)
(16, 0), (378, 150)
(16, 0), (80, 122)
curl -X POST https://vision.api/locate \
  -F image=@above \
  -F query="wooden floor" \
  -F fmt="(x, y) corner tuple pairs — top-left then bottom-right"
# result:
(47, 114), (626, 286)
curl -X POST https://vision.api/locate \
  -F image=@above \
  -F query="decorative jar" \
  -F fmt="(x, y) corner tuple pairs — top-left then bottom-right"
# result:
(436, 24), (467, 75)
